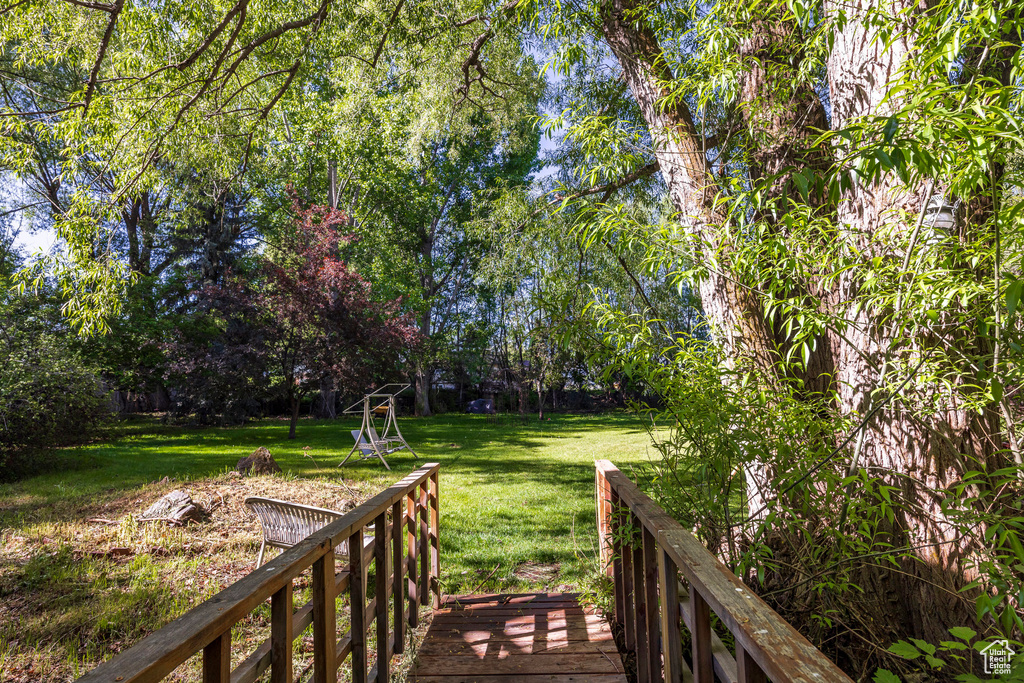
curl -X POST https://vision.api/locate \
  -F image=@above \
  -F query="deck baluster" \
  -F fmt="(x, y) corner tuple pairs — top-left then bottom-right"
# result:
(313, 548), (337, 683)
(619, 496), (635, 652)
(392, 501), (405, 653)
(609, 489), (625, 629)
(374, 513), (389, 682)
(632, 512), (650, 682)
(658, 549), (684, 683)
(738, 644), (767, 683)
(689, 584), (713, 683)
(270, 582), (293, 683)
(429, 471), (440, 609)
(349, 530), (366, 683)
(202, 630), (230, 683)
(407, 491), (419, 629)
(418, 482), (429, 605)
(643, 526), (662, 683)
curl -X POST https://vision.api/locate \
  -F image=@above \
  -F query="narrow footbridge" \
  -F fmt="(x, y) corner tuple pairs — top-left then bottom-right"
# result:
(76, 462), (852, 683)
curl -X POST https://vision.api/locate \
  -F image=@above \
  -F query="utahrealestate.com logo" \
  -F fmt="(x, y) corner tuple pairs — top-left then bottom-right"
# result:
(980, 639), (1016, 676)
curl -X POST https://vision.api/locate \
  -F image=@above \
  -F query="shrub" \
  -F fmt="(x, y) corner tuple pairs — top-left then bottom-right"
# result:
(0, 293), (111, 480)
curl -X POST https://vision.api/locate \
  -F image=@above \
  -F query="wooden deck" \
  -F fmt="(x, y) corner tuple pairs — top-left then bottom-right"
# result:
(408, 593), (627, 682)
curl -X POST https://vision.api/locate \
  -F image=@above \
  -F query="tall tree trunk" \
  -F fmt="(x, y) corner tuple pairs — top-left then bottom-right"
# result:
(415, 307), (432, 417)
(288, 387), (299, 440)
(536, 378), (543, 420)
(599, 0), (1002, 646)
(415, 361), (432, 417)
(819, 0), (1001, 642)
(315, 378), (336, 419)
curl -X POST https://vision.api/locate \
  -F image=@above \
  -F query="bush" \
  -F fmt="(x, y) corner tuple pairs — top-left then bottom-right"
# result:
(0, 295), (111, 481)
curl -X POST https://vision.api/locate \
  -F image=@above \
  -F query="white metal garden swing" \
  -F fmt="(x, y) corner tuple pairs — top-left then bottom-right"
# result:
(339, 383), (418, 470)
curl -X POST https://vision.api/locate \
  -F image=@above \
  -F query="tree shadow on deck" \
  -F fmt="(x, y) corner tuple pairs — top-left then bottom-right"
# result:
(408, 594), (627, 682)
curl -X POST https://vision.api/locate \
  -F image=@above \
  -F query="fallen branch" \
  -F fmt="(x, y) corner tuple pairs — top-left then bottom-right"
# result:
(206, 492), (226, 514)
(469, 563), (500, 595)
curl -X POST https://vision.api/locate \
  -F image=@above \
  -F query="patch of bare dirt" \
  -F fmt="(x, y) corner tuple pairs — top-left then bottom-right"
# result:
(0, 472), (374, 682)
(512, 560), (561, 584)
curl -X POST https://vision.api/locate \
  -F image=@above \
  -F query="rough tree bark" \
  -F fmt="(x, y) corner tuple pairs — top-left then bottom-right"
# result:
(599, 0), (1003, 646)
(821, 0), (1002, 641)
(414, 305), (433, 417)
(288, 384), (300, 440)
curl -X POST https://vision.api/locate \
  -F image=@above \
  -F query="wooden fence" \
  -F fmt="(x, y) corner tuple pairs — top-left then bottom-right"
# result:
(596, 460), (853, 683)
(78, 462), (441, 683)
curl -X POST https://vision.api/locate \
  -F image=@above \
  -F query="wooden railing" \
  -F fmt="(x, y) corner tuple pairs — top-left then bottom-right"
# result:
(78, 462), (441, 683)
(596, 460), (853, 683)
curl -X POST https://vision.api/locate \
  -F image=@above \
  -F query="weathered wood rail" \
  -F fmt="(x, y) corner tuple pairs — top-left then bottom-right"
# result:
(596, 460), (853, 683)
(77, 462), (441, 683)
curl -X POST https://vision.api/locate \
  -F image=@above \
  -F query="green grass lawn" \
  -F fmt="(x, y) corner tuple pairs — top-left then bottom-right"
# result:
(2, 411), (654, 595)
(1, 411), (656, 679)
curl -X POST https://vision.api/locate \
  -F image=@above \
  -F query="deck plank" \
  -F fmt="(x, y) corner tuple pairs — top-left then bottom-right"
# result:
(409, 593), (626, 682)
(409, 676), (626, 683)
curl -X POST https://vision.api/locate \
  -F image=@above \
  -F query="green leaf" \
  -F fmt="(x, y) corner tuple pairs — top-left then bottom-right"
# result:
(909, 638), (936, 655)
(888, 641), (921, 659)
(876, 148), (894, 169)
(1006, 279), (1023, 317)
(793, 171), (810, 202)
(946, 626), (978, 643)
(873, 669), (901, 683)
(883, 116), (899, 143)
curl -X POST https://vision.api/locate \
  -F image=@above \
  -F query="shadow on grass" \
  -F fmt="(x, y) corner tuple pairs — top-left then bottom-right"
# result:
(0, 411), (653, 595)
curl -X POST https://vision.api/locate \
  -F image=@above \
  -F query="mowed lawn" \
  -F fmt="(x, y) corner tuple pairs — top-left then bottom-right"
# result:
(2, 412), (653, 596)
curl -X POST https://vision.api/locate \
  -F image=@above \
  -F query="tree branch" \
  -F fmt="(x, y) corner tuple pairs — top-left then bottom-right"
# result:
(57, 0), (117, 11)
(523, 160), (659, 224)
(370, 0), (406, 68)
(81, 0), (123, 116)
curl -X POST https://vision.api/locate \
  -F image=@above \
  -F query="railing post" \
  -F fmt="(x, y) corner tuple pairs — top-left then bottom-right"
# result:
(690, 585), (713, 683)
(658, 549), (683, 683)
(738, 644), (767, 683)
(202, 630), (230, 683)
(597, 467), (611, 572)
(632, 513), (650, 683)
(312, 547), (337, 683)
(429, 470), (440, 609)
(619, 497), (635, 652)
(418, 482), (429, 606)
(610, 488), (625, 628)
(407, 491), (419, 629)
(375, 512), (389, 683)
(642, 526), (662, 683)
(392, 500), (405, 654)
(270, 582), (293, 683)
(350, 530), (366, 683)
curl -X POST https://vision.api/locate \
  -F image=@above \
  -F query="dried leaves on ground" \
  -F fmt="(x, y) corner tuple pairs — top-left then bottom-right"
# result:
(0, 472), (373, 682)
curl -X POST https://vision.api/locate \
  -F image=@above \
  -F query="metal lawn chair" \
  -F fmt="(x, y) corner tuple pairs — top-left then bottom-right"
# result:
(244, 496), (374, 567)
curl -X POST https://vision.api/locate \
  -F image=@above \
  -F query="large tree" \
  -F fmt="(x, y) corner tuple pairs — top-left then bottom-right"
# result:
(527, 0), (1023, 666)
(0, 0), (542, 331)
